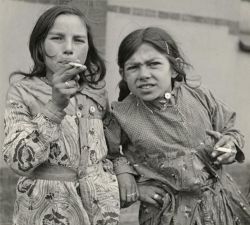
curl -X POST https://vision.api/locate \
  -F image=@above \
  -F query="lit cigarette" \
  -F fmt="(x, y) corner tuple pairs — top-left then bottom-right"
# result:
(68, 62), (87, 70)
(215, 147), (234, 153)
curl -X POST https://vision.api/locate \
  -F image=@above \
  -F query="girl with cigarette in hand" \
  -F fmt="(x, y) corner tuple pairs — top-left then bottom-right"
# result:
(3, 5), (119, 225)
(105, 27), (250, 225)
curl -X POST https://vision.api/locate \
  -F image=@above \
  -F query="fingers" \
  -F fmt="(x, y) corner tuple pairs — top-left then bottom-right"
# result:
(138, 184), (167, 208)
(206, 130), (222, 140)
(117, 173), (139, 207)
(206, 130), (237, 165)
(152, 187), (166, 207)
(214, 135), (234, 150)
(54, 80), (80, 96)
(126, 191), (138, 203)
(152, 193), (164, 207)
(52, 64), (86, 84)
(125, 187), (139, 204)
(213, 150), (237, 165)
(143, 193), (164, 208)
(64, 79), (80, 89)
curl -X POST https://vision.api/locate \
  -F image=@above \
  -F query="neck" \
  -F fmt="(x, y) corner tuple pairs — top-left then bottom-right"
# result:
(40, 76), (52, 86)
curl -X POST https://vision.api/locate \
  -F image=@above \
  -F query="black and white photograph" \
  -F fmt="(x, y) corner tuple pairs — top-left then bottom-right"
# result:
(1, 0), (250, 225)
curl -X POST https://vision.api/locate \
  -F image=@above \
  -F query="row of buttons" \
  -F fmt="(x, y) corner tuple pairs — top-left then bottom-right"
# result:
(76, 105), (97, 118)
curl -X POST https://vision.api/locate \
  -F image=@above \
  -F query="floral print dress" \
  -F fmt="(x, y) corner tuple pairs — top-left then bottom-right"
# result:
(3, 76), (120, 225)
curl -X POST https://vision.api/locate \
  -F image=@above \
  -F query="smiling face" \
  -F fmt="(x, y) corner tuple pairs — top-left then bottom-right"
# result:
(44, 14), (89, 78)
(123, 43), (174, 102)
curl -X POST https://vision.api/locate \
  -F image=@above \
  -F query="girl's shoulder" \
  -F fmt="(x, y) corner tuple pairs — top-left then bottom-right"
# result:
(6, 76), (49, 103)
(182, 83), (214, 101)
(9, 75), (43, 88)
(111, 94), (137, 114)
(80, 80), (109, 108)
(7, 76), (40, 93)
(181, 83), (224, 112)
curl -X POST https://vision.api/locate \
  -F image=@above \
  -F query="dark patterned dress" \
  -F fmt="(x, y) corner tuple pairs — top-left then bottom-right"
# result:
(105, 82), (250, 225)
(3, 76), (119, 225)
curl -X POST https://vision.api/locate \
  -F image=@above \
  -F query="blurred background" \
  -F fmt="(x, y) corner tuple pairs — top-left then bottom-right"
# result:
(1, 0), (250, 224)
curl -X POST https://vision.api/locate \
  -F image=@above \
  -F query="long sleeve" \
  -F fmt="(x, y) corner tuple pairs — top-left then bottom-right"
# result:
(197, 87), (245, 162)
(2, 84), (63, 176)
(104, 111), (137, 175)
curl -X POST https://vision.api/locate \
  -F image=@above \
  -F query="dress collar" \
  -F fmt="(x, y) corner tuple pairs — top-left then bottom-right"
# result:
(40, 76), (107, 109)
(136, 81), (182, 113)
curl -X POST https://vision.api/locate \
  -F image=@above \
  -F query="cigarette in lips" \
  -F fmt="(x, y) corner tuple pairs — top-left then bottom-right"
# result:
(214, 147), (234, 153)
(68, 62), (87, 70)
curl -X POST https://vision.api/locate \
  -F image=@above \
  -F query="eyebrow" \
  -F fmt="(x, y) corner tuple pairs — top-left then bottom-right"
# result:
(125, 58), (162, 66)
(47, 31), (87, 38)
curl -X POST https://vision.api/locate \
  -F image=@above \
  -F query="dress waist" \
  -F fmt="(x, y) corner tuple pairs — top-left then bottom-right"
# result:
(28, 163), (104, 182)
(29, 164), (78, 182)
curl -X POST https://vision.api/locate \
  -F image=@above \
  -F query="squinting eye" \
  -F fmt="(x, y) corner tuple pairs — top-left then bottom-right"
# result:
(126, 66), (138, 71)
(149, 62), (160, 66)
(51, 36), (63, 40)
(75, 39), (85, 43)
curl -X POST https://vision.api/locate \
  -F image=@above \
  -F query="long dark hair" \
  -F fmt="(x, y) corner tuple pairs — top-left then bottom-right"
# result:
(117, 27), (190, 101)
(11, 5), (106, 84)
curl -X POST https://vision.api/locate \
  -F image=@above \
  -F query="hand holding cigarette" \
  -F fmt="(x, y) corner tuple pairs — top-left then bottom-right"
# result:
(214, 147), (236, 154)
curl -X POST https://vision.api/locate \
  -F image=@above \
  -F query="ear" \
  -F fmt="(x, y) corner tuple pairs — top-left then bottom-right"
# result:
(171, 57), (182, 79)
(171, 69), (177, 79)
(119, 68), (126, 81)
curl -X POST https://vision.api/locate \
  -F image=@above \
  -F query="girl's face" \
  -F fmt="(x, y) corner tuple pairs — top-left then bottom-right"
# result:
(44, 14), (89, 77)
(123, 43), (174, 102)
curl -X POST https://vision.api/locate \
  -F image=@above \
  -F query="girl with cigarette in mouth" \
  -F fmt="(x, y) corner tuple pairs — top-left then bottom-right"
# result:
(2, 5), (119, 225)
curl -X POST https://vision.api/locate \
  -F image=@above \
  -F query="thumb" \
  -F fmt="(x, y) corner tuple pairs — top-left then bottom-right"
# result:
(206, 130), (222, 140)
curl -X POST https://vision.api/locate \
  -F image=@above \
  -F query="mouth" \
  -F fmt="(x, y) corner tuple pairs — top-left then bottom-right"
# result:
(58, 59), (80, 65)
(137, 83), (155, 89)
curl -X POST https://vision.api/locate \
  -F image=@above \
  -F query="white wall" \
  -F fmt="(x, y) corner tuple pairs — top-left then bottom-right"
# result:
(105, 2), (250, 160)
(0, 0), (54, 167)
(108, 0), (239, 21)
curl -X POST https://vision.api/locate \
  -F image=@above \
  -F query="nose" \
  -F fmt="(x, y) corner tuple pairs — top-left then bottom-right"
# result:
(63, 39), (74, 55)
(138, 65), (151, 80)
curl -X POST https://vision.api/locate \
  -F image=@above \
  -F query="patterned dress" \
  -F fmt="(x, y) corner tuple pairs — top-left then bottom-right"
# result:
(105, 82), (250, 225)
(3, 76), (120, 225)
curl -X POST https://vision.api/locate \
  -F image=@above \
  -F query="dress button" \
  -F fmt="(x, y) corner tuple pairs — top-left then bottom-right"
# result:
(78, 170), (85, 178)
(76, 111), (82, 118)
(194, 178), (200, 185)
(160, 163), (165, 169)
(89, 106), (96, 114)
(182, 164), (187, 171)
(97, 104), (103, 111)
(78, 104), (83, 110)
(164, 92), (171, 99)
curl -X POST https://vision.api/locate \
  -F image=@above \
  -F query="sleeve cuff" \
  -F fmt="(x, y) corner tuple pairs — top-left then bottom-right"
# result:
(113, 157), (138, 175)
(234, 142), (245, 163)
(226, 133), (245, 163)
(42, 100), (66, 124)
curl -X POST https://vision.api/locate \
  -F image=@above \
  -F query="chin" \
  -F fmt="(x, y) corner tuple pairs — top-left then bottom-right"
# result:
(140, 95), (157, 102)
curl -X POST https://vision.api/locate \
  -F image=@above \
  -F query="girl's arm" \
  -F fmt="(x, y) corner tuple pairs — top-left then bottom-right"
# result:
(3, 84), (64, 176)
(199, 87), (245, 163)
(104, 112), (139, 207)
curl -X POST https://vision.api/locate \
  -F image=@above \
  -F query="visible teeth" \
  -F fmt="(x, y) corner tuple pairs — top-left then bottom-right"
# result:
(140, 84), (153, 89)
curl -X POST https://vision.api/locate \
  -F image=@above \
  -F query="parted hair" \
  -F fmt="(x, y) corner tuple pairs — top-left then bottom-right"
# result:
(11, 5), (106, 84)
(117, 27), (190, 101)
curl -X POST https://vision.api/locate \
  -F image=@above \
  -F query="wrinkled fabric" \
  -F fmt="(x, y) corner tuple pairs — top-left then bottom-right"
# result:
(3, 76), (120, 225)
(105, 83), (250, 225)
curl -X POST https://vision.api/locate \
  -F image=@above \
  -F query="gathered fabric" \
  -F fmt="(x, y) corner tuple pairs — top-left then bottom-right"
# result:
(105, 82), (250, 225)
